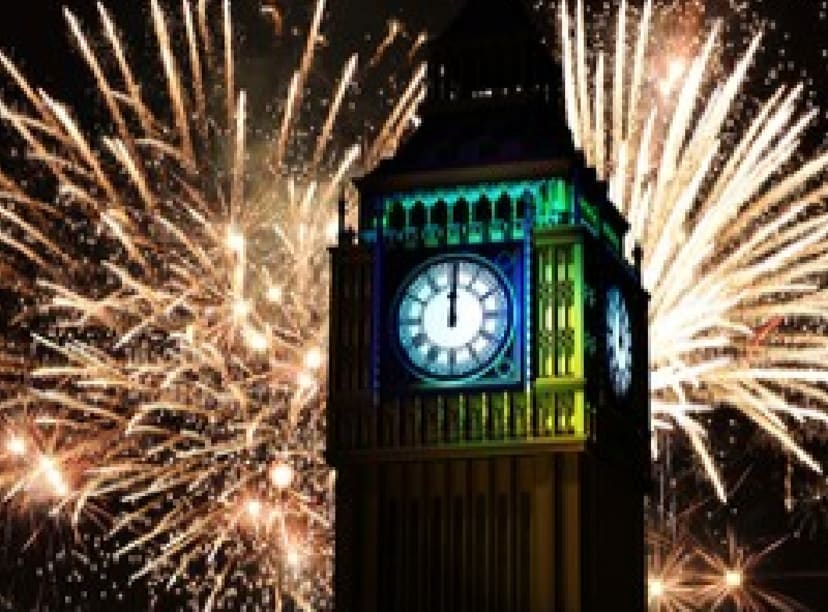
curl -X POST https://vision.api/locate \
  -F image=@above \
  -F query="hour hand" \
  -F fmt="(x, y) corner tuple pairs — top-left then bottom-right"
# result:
(448, 263), (459, 328)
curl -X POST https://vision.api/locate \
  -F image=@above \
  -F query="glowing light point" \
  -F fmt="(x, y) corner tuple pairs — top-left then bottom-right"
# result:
(648, 577), (665, 599)
(270, 462), (294, 490)
(304, 347), (324, 371)
(668, 57), (686, 81)
(297, 371), (315, 389)
(226, 228), (246, 253)
(724, 569), (743, 589)
(266, 285), (284, 303)
(6, 435), (26, 457)
(40, 456), (69, 497)
(286, 547), (301, 569)
(244, 326), (269, 352)
(659, 57), (687, 96)
(325, 217), (339, 243)
(245, 498), (263, 520)
(233, 299), (251, 320)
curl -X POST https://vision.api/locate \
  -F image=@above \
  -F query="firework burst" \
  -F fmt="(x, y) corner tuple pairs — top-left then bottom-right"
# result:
(694, 530), (806, 612)
(791, 475), (828, 539)
(647, 480), (807, 612)
(648, 535), (699, 611)
(648, 526), (805, 612)
(561, 0), (828, 501)
(2, 0), (827, 608)
(0, 0), (421, 608)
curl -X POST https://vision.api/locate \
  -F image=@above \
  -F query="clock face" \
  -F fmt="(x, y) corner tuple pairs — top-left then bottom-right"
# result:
(606, 286), (633, 396)
(394, 254), (513, 381)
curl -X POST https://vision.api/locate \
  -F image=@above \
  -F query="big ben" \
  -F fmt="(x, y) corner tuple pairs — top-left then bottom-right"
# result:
(327, 0), (650, 610)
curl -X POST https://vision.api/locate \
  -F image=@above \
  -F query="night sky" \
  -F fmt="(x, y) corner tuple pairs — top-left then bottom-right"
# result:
(1, 0), (828, 610)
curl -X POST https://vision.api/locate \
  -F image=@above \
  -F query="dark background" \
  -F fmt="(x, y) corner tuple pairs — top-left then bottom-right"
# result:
(0, 0), (827, 610)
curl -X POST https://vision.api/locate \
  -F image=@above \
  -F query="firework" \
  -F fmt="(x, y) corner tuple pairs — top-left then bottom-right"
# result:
(694, 530), (805, 611)
(648, 534), (699, 611)
(0, 0), (422, 608)
(791, 475), (828, 538)
(648, 520), (805, 612)
(561, 0), (828, 501)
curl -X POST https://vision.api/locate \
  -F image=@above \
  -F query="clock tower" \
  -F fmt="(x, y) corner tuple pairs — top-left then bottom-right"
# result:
(327, 0), (649, 610)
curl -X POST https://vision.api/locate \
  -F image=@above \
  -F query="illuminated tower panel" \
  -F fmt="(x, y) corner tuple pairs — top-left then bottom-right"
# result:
(327, 1), (649, 610)
(534, 228), (586, 437)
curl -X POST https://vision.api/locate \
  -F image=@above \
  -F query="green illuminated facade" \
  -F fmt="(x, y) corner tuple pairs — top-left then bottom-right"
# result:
(327, 0), (649, 610)
(362, 179), (623, 255)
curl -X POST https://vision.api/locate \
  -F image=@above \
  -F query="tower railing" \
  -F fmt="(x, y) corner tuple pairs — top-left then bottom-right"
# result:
(330, 383), (587, 458)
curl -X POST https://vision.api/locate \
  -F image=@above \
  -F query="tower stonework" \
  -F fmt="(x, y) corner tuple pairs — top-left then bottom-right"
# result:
(327, 1), (649, 610)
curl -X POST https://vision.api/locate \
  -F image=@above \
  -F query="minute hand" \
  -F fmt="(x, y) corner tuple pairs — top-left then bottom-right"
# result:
(448, 263), (459, 328)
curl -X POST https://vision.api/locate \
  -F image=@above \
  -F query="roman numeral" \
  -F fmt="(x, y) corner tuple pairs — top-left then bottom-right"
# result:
(480, 330), (497, 342)
(426, 272), (441, 293)
(469, 265), (483, 286)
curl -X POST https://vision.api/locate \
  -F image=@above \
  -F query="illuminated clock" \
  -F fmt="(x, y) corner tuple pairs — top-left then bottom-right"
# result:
(606, 286), (633, 396)
(394, 254), (513, 382)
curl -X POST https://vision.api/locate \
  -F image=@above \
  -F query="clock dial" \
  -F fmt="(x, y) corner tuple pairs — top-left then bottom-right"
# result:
(395, 255), (512, 380)
(606, 286), (633, 396)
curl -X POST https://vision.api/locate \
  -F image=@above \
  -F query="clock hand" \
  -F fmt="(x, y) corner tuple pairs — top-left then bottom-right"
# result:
(448, 262), (459, 328)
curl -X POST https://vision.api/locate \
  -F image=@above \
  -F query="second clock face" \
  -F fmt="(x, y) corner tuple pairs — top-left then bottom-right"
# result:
(606, 286), (633, 397)
(395, 254), (512, 381)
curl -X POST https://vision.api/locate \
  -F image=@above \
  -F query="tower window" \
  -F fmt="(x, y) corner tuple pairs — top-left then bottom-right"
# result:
(474, 196), (492, 223)
(496, 193), (512, 222)
(389, 201), (406, 232)
(453, 198), (470, 225)
(411, 201), (427, 229)
(432, 200), (449, 227)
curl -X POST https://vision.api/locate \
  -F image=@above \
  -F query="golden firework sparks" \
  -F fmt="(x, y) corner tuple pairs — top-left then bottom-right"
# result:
(0, 0), (421, 608)
(562, 0), (828, 501)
